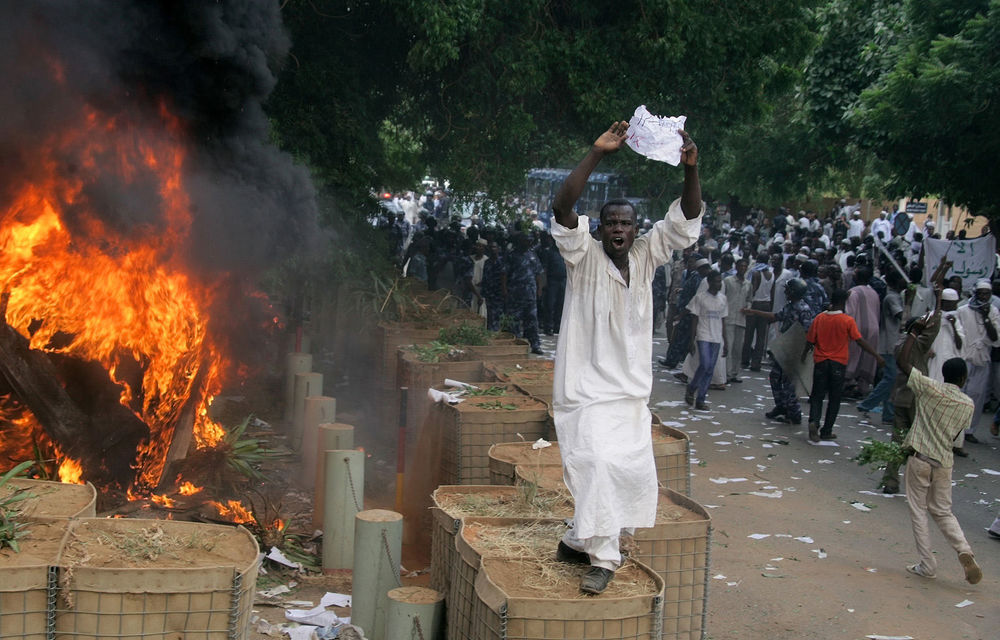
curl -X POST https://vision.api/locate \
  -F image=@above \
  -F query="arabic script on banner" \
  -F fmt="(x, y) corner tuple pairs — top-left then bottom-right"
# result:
(923, 235), (997, 290)
(626, 105), (686, 166)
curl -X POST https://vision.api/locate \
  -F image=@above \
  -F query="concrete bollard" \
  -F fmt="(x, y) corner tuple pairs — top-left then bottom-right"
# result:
(300, 396), (337, 488)
(322, 450), (364, 572)
(290, 372), (322, 450)
(283, 353), (312, 423)
(313, 423), (355, 529)
(385, 587), (444, 640)
(352, 509), (403, 640)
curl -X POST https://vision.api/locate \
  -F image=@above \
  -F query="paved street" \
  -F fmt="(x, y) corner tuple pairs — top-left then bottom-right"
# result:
(636, 333), (999, 640)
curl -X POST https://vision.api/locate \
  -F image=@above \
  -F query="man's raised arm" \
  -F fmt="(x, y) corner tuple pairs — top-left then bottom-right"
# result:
(678, 130), (701, 220)
(552, 122), (630, 230)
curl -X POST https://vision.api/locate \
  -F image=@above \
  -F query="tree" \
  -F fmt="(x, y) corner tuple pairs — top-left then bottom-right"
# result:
(267, 0), (819, 216)
(852, 0), (1000, 218)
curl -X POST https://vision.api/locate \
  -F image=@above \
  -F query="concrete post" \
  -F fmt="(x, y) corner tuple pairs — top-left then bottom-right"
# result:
(313, 423), (355, 529)
(321, 449), (364, 572)
(352, 509), (403, 640)
(300, 396), (337, 487)
(385, 587), (444, 640)
(290, 372), (322, 450)
(283, 353), (312, 423)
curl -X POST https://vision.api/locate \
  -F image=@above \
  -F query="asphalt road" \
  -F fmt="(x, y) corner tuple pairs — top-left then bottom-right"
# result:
(636, 333), (999, 640)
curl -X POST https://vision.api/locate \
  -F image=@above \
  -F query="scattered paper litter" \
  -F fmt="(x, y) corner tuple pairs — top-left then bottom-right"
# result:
(981, 468), (1000, 476)
(625, 105), (686, 165)
(726, 581), (740, 587)
(284, 627), (316, 640)
(742, 456), (755, 460)
(847, 608), (854, 613)
(807, 440), (840, 447)
(817, 459), (835, 464)
(320, 593), (351, 608)
(266, 547), (302, 570)
(259, 585), (292, 598)
(955, 599), (974, 608)
(285, 605), (343, 627)
(710, 477), (748, 484)
(749, 491), (783, 498)
(794, 536), (814, 544)
(531, 438), (551, 450)
(713, 574), (727, 580)
(427, 387), (464, 404)
(655, 400), (686, 408)
(864, 567), (877, 573)
(865, 636), (913, 640)
(851, 502), (872, 512)
(770, 557), (784, 562)
(444, 378), (476, 388)
(714, 441), (732, 445)
(811, 549), (827, 559)
(748, 533), (771, 540)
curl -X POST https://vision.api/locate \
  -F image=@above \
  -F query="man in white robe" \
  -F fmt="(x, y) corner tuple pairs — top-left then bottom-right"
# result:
(550, 121), (704, 594)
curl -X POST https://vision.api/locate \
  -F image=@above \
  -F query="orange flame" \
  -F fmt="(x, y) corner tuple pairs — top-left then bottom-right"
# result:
(177, 480), (202, 496)
(0, 104), (227, 494)
(58, 457), (84, 485)
(210, 499), (255, 524)
(150, 493), (177, 508)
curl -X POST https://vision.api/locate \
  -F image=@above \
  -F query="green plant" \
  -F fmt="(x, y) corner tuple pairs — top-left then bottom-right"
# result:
(0, 461), (35, 552)
(221, 416), (271, 482)
(854, 440), (908, 471)
(463, 385), (507, 397)
(498, 314), (517, 333)
(438, 322), (490, 346)
(475, 400), (517, 410)
(410, 340), (460, 363)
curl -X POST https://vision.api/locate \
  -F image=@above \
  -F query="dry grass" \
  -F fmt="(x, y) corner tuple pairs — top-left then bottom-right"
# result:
(435, 488), (573, 520)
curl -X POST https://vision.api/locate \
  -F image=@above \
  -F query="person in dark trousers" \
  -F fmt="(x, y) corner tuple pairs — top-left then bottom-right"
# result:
(803, 289), (884, 442)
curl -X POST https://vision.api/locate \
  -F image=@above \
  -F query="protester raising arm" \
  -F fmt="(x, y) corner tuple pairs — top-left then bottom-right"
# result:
(552, 122), (630, 230)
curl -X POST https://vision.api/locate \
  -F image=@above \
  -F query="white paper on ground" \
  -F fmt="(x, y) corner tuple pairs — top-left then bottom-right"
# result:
(710, 477), (748, 484)
(319, 592), (352, 608)
(748, 533), (771, 539)
(284, 627), (317, 640)
(794, 536), (814, 544)
(427, 387), (464, 404)
(625, 106), (686, 165)
(285, 606), (343, 627)
(749, 491), (783, 498)
(851, 502), (872, 512)
(807, 440), (840, 447)
(865, 636), (914, 640)
(266, 547), (302, 569)
(981, 468), (1000, 475)
(955, 599), (974, 608)
(443, 379), (476, 389)
(259, 585), (292, 598)
(532, 438), (552, 450)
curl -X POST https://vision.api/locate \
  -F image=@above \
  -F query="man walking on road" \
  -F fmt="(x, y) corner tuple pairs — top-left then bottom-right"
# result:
(896, 337), (983, 584)
(550, 121), (703, 594)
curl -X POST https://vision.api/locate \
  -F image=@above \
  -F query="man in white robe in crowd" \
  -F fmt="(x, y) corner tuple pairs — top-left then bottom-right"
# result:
(550, 121), (704, 594)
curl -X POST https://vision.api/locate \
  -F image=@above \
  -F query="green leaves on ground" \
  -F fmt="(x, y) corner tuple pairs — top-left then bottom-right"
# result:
(0, 461), (35, 553)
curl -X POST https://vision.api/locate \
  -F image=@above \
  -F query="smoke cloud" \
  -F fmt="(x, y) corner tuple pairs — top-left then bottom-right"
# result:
(0, 0), (318, 273)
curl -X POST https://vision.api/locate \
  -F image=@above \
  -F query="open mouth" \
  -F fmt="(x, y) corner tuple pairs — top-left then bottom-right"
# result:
(612, 237), (625, 247)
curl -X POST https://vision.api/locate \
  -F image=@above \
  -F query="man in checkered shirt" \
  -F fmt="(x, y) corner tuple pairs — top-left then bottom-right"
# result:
(896, 333), (983, 584)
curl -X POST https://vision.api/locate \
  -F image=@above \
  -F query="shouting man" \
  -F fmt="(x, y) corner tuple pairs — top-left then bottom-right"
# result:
(550, 121), (703, 594)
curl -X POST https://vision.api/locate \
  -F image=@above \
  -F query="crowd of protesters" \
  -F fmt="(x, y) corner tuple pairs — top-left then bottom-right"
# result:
(379, 192), (1000, 456)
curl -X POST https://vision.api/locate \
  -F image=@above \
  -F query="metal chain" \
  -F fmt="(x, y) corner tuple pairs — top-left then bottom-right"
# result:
(413, 617), (425, 640)
(381, 529), (402, 587)
(343, 456), (362, 512)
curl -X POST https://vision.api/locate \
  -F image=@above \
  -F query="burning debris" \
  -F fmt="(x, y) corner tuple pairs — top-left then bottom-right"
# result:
(0, 1), (318, 501)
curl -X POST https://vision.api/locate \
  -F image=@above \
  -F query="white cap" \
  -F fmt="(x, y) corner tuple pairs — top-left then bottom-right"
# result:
(694, 258), (710, 268)
(942, 288), (959, 301)
(975, 279), (992, 291)
(926, 220), (935, 227)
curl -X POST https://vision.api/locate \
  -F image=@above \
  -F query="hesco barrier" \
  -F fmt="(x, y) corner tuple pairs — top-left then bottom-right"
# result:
(475, 557), (664, 640)
(651, 420), (692, 496)
(0, 518), (70, 640)
(3, 479), (97, 519)
(429, 487), (574, 599)
(634, 489), (712, 640)
(487, 442), (561, 485)
(0, 518), (260, 640)
(484, 359), (555, 405)
(438, 393), (550, 485)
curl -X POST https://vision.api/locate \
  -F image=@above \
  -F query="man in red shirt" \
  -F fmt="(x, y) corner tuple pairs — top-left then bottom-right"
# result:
(803, 289), (883, 442)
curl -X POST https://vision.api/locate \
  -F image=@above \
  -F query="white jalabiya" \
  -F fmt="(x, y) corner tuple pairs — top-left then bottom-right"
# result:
(551, 198), (703, 539)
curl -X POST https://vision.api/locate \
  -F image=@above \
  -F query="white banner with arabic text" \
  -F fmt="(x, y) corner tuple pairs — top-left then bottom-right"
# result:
(923, 235), (996, 290)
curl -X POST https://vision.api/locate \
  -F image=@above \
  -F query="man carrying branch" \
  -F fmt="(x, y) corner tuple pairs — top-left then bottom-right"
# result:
(550, 121), (703, 594)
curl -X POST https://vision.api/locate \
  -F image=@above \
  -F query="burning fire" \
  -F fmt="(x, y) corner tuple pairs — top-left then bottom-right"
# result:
(210, 499), (255, 525)
(0, 104), (228, 494)
(177, 480), (202, 496)
(58, 457), (84, 485)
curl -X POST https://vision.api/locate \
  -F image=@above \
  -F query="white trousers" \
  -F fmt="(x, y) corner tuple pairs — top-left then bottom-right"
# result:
(561, 522), (634, 571)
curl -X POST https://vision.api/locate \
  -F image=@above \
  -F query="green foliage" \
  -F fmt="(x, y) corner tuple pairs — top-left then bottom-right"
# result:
(438, 322), (490, 346)
(463, 385), (508, 397)
(221, 416), (271, 483)
(854, 439), (909, 471)
(410, 340), (460, 363)
(474, 400), (518, 410)
(851, 0), (1000, 218)
(0, 461), (35, 553)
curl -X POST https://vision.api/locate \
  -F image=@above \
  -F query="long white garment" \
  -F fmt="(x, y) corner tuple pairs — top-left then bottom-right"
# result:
(927, 311), (965, 382)
(551, 198), (702, 539)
